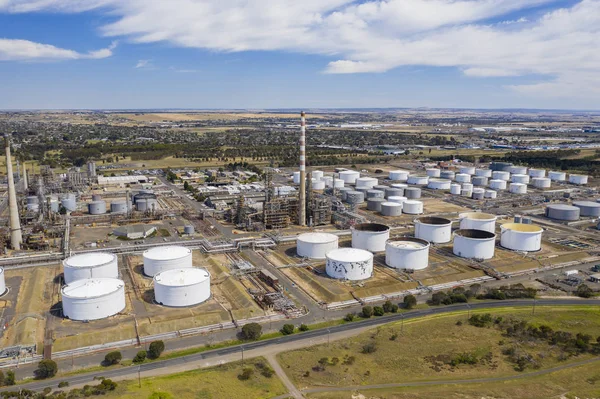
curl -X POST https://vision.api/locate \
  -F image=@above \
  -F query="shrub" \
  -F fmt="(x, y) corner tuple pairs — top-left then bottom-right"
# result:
(299, 324), (309, 332)
(576, 284), (594, 298)
(149, 392), (173, 399)
(148, 341), (165, 359)
(256, 362), (275, 378)
(361, 342), (377, 354)
(344, 313), (355, 322)
(373, 306), (384, 316)
(342, 355), (356, 365)
(238, 367), (254, 380)
(0, 370), (4, 387)
(390, 332), (399, 341)
(99, 378), (117, 391)
(6, 371), (15, 386)
(361, 306), (373, 318)
(241, 323), (262, 340)
(58, 381), (69, 388)
(133, 350), (147, 363)
(403, 295), (417, 309)
(104, 351), (122, 365)
(281, 324), (295, 335)
(35, 359), (58, 379)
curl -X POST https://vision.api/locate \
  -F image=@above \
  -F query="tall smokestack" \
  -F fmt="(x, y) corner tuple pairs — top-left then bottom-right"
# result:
(298, 111), (306, 226)
(5, 134), (22, 250)
(22, 162), (28, 191)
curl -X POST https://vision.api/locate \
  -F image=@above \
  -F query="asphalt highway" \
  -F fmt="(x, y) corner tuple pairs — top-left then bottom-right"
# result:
(4, 298), (598, 393)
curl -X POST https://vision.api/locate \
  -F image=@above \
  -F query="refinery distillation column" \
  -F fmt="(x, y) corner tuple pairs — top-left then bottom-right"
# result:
(298, 111), (307, 226)
(5, 134), (22, 250)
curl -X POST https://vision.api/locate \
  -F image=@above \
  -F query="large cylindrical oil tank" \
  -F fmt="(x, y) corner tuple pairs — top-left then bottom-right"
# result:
(462, 183), (474, 191)
(385, 187), (404, 199)
(459, 212), (497, 233)
(453, 229), (496, 260)
(0, 268), (5, 295)
(492, 171), (510, 181)
(402, 200), (423, 214)
(405, 187), (422, 199)
(184, 225), (195, 235)
(154, 268), (211, 307)
(546, 204), (580, 221)
(338, 187), (352, 200)
(428, 179), (451, 190)
(312, 170), (324, 180)
(532, 177), (551, 189)
(407, 175), (429, 185)
(366, 189), (385, 199)
(61, 193), (77, 212)
(351, 223), (390, 252)
(529, 168), (546, 178)
(440, 170), (456, 180)
(367, 198), (385, 212)
(548, 171), (566, 182)
(297, 233), (339, 259)
(322, 176), (333, 187)
(356, 177), (378, 190)
(489, 179), (507, 190)
(573, 201), (600, 217)
(472, 176), (488, 187)
(472, 188), (485, 200)
(312, 180), (326, 190)
(450, 184), (461, 195)
(500, 223), (542, 252)
(63, 252), (119, 284)
(331, 178), (345, 189)
(345, 191), (365, 204)
(510, 183), (527, 194)
(510, 166), (528, 175)
(569, 174), (588, 185)
(455, 173), (471, 183)
(381, 202), (403, 216)
(475, 169), (492, 178)
(326, 248), (373, 281)
(373, 185), (388, 192)
(110, 200), (128, 214)
(391, 183), (408, 190)
(62, 278), (126, 321)
(387, 196), (407, 204)
(88, 200), (107, 215)
(385, 238), (430, 270)
(339, 170), (361, 184)
(292, 171), (301, 184)
(459, 166), (476, 175)
(414, 216), (452, 243)
(91, 194), (102, 202)
(426, 168), (441, 178)
(143, 246), (193, 277)
(484, 190), (497, 199)
(511, 174), (530, 184)
(389, 170), (409, 181)
(490, 162), (513, 172)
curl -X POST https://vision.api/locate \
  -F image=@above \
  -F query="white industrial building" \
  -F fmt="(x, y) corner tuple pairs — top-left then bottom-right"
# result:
(63, 252), (119, 284)
(296, 233), (339, 259)
(62, 278), (126, 321)
(113, 225), (157, 240)
(154, 268), (211, 307)
(97, 175), (149, 186)
(326, 248), (373, 281)
(143, 246), (193, 277)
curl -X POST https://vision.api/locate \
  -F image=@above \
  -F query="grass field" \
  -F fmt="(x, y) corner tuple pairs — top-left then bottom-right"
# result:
(278, 306), (600, 390)
(104, 357), (286, 399)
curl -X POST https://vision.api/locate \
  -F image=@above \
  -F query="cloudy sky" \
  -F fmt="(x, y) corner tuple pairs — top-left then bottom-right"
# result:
(0, 0), (598, 110)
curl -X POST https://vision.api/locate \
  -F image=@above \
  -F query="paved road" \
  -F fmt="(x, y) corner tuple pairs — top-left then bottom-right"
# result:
(4, 299), (597, 394)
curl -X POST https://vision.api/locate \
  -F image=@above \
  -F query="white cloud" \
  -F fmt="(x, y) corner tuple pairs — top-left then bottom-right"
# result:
(169, 66), (198, 73)
(135, 59), (152, 68)
(2, 0), (600, 100)
(0, 38), (116, 61)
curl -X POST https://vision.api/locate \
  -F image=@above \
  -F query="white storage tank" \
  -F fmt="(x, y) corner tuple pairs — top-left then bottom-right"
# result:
(548, 171), (566, 181)
(569, 174), (588, 185)
(154, 268), (211, 307)
(407, 175), (429, 185)
(492, 171), (510, 181)
(475, 169), (492, 178)
(110, 200), (128, 214)
(529, 168), (546, 178)
(61, 193), (77, 212)
(339, 170), (360, 184)
(546, 204), (580, 221)
(296, 233), (339, 259)
(426, 168), (441, 178)
(0, 268), (5, 296)
(143, 246), (193, 277)
(332, 179), (344, 189)
(391, 183), (408, 190)
(381, 202), (403, 216)
(403, 200), (423, 214)
(367, 198), (386, 212)
(88, 201), (107, 215)
(428, 179), (451, 190)
(472, 176), (488, 187)
(510, 166), (528, 175)
(441, 170), (456, 180)
(356, 177), (378, 190)
(489, 179), (507, 190)
(312, 170), (324, 180)
(389, 170), (409, 182)
(385, 188), (404, 199)
(184, 225), (195, 235)
(484, 190), (497, 199)
(573, 201), (600, 217)
(405, 187), (422, 199)
(293, 171), (301, 184)
(472, 188), (485, 200)
(385, 238), (430, 271)
(351, 223), (390, 252)
(322, 176), (333, 187)
(414, 216), (452, 243)
(511, 174), (530, 184)
(455, 173), (471, 183)
(459, 212), (497, 233)
(387, 196), (407, 204)
(453, 229), (496, 260)
(459, 166), (476, 175)
(338, 187), (352, 201)
(62, 278), (126, 321)
(367, 189), (385, 199)
(532, 177), (551, 189)
(461, 188), (472, 197)
(345, 191), (365, 204)
(63, 252), (119, 284)
(450, 184), (461, 195)
(312, 180), (326, 190)
(326, 248), (373, 281)
(509, 183), (527, 194)
(500, 223), (542, 252)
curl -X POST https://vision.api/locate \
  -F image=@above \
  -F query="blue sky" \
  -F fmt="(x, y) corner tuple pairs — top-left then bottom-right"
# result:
(0, 0), (598, 110)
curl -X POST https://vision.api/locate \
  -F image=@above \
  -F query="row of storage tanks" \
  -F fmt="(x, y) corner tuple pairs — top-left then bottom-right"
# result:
(60, 246), (210, 321)
(296, 215), (543, 281)
(545, 200), (600, 221)
(30, 191), (159, 215)
(341, 183), (424, 217)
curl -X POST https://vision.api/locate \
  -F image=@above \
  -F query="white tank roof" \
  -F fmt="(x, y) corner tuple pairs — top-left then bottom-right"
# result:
(144, 246), (191, 261)
(387, 240), (428, 249)
(297, 232), (338, 243)
(62, 278), (124, 299)
(327, 248), (372, 262)
(64, 252), (116, 268)
(154, 268), (210, 287)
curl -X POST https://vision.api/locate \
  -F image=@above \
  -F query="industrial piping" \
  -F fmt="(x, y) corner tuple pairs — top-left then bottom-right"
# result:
(5, 134), (22, 250)
(299, 111), (306, 226)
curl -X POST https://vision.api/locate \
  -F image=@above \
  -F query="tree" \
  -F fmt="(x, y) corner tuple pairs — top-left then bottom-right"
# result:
(382, 301), (394, 313)
(344, 313), (355, 322)
(403, 295), (417, 309)
(241, 323), (262, 341)
(133, 350), (147, 363)
(576, 284), (594, 298)
(280, 324), (295, 335)
(373, 306), (384, 316)
(299, 324), (309, 332)
(35, 359), (58, 379)
(148, 341), (165, 359)
(104, 351), (122, 365)
(361, 306), (373, 318)
(238, 367), (254, 381)
(6, 371), (15, 386)
(183, 181), (190, 190)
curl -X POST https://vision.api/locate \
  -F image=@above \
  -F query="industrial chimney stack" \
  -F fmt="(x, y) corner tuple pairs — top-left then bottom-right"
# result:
(22, 162), (28, 191)
(298, 111), (307, 226)
(5, 134), (22, 250)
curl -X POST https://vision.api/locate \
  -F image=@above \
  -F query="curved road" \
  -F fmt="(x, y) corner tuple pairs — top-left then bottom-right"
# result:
(3, 299), (598, 393)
